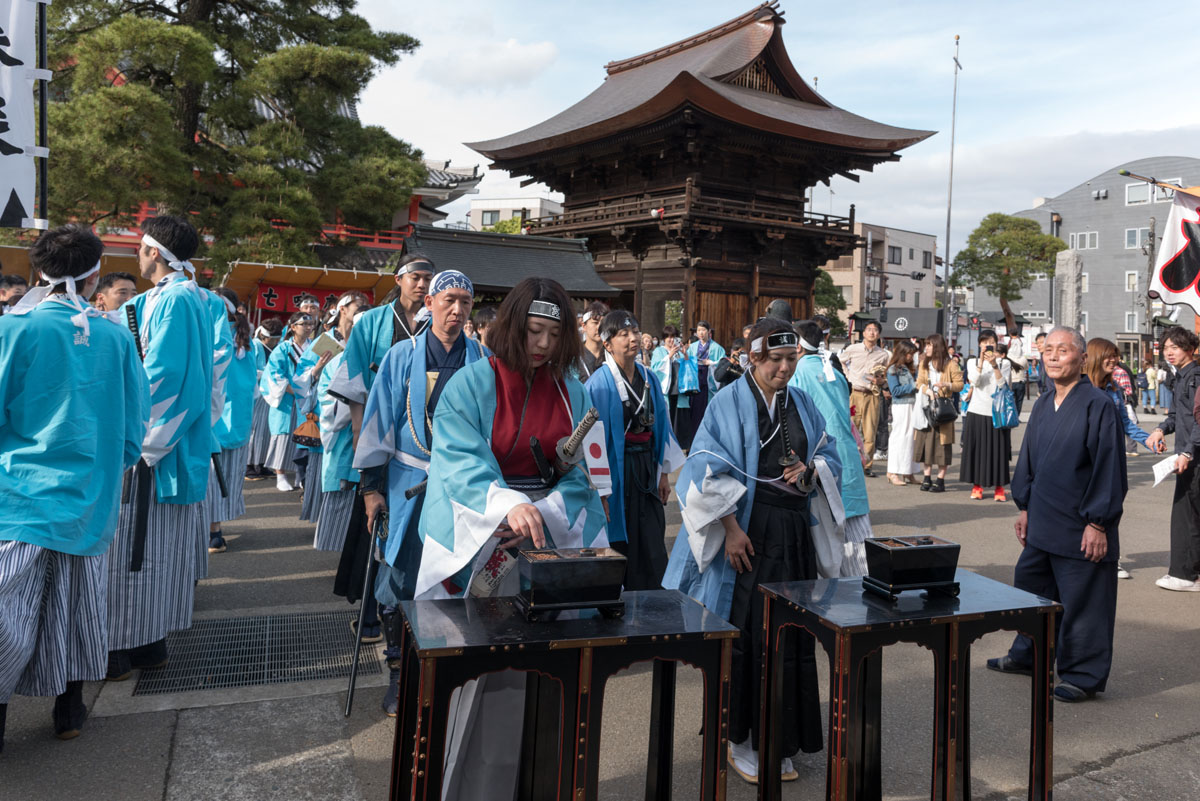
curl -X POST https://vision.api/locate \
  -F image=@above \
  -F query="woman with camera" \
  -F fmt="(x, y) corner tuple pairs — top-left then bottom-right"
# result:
(960, 329), (1012, 500)
(915, 334), (964, 493)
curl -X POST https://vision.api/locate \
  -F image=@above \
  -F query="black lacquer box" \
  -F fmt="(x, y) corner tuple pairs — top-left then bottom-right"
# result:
(862, 535), (961, 601)
(516, 547), (627, 620)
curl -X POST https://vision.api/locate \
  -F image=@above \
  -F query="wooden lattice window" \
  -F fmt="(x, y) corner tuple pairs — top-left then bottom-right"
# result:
(730, 58), (782, 96)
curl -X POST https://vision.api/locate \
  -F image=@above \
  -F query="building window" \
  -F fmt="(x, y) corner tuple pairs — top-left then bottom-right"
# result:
(1125, 271), (1139, 292)
(1068, 232), (1098, 250)
(1126, 182), (1151, 206)
(914, 291), (920, 307)
(908, 247), (914, 260)
(900, 289), (906, 302)
(1155, 179), (1181, 202)
(1031, 272), (1049, 282)
(1125, 312), (1137, 331)
(840, 285), (854, 302)
(1025, 310), (1047, 320)
(1125, 228), (1150, 249)
(1081, 311), (1089, 333)
(480, 210), (500, 226)
(1081, 273), (1089, 293)
(888, 246), (902, 264)
(922, 251), (932, 269)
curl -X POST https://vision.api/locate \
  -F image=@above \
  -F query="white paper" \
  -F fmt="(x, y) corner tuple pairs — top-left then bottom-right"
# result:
(1153, 456), (1178, 488)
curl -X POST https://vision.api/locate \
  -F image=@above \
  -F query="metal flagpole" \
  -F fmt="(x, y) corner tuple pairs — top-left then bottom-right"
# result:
(942, 36), (961, 341)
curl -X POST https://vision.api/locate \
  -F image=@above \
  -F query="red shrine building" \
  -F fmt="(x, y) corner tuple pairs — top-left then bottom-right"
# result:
(468, 2), (933, 342)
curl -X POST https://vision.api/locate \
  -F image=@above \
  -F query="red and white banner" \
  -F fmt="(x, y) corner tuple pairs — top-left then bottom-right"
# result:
(0, 0), (50, 228)
(1150, 189), (1200, 314)
(254, 283), (374, 313)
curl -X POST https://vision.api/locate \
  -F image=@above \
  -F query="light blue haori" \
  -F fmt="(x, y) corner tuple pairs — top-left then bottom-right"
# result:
(215, 341), (257, 450)
(662, 375), (842, 619)
(203, 290), (234, 452)
(652, 344), (700, 394)
(318, 352), (358, 492)
(328, 300), (428, 407)
(687, 339), (726, 393)
(354, 330), (488, 565)
(414, 359), (608, 598)
(0, 300), (149, 556)
(260, 338), (318, 437)
(583, 355), (684, 545)
(789, 353), (870, 519)
(121, 272), (215, 505)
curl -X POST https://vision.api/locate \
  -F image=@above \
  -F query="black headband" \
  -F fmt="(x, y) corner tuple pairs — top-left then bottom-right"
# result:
(528, 299), (561, 321)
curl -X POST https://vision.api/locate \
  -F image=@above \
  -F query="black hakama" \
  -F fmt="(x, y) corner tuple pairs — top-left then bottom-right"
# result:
(617, 441), (668, 590)
(959, 411), (1011, 486)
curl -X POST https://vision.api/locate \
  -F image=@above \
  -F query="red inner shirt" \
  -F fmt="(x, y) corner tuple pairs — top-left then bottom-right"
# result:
(490, 357), (573, 478)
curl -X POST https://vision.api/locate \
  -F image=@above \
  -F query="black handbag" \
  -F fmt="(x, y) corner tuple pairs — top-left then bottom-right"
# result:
(930, 394), (959, 426)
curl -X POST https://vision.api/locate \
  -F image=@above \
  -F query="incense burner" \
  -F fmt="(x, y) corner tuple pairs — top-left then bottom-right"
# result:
(516, 547), (626, 620)
(862, 535), (961, 601)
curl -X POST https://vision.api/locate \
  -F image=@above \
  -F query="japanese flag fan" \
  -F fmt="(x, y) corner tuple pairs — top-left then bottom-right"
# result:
(1149, 187), (1200, 314)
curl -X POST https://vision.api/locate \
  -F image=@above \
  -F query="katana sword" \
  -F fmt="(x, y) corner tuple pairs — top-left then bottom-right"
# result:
(125, 306), (153, 572)
(554, 407), (599, 476)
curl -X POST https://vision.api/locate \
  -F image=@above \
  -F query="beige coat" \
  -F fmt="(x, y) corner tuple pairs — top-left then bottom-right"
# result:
(916, 360), (965, 446)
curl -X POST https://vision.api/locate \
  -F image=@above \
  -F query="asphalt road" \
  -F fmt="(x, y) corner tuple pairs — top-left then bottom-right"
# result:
(2, 409), (1199, 800)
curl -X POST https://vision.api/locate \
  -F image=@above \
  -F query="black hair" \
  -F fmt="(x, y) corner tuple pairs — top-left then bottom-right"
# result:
(295, 293), (318, 305)
(473, 305), (498, 328)
(978, 328), (998, 344)
(599, 310), (638, 343)
(1163, 325), (1199, 353)
(97, 271), (136, 293)
(0, 274), (28, 288)
(1034, 332), (1047, 342)
(394, 252), (436, 274)
(696, 320), (712, 331)
(216, 287), (252, 353)
(863, 319), (882, 334)
(731, 337), (746, 350)
(258, 318), (283, 337)
(141, 215), (199, 263)
(812, 313), (831, 331)
(490, 277), (581, 381)
(29, 224), (104, 280)
(793, 319), (823, 350)
(583, 300), (609, 320)
(662, 324), (680, 339)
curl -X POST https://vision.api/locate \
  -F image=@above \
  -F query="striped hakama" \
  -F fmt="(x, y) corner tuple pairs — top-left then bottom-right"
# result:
(106, 469), (198, 651)
(246, 396), (271, 468)
(299, 451), (324, 522)
(0, 541), (108, 702)
(205, 444), (249, 524)
(264, 405), (299, 473)
(194, 498), (210, 581)
(840, 513), (872, 577)
(314, 487), (355, 552)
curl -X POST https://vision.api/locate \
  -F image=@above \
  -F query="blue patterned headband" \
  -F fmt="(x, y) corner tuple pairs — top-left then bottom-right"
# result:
(430, 270), (473, 297)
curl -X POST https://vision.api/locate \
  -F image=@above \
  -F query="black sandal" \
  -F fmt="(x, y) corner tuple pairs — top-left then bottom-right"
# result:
(931, 477), (946, 493)
(920, 476), (932, 491)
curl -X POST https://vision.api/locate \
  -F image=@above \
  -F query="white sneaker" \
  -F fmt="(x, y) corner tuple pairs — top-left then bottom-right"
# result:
(275, 472), (294, 492)
(1155, 574), (1200, 592)
(1116, 563), (1131, 580)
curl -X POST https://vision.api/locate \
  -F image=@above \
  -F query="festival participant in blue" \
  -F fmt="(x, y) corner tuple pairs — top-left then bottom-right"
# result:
(313, 292), (370, 554)
(204, 288), (258, 554)
(650, 324), (698, 447)
(107, 215), (215, 681)
(686, 320), (726, 441)
(663, 317), (841, 785)
(261, 312), (321, 492)
(193, 286), (234, 578)
(0, 226), (149, 749)
(412, 278), (607, 800)
(245, 319), (281, 480)
(789, 319), (871, 573)
(585, 311), (684, 589)
(354, 271), (485, 714)
(328, 253), (433, 440)
(987, 327), (1128, 702)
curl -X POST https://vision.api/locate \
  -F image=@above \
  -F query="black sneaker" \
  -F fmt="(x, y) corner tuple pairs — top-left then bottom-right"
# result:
(931, 478), (946, 493)
(53, 683), (87, 741)
(208, 533), (227, 553)
(106, 651), (132, 682)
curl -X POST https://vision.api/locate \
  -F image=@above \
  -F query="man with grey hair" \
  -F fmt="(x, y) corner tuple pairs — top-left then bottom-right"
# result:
(987, 326), (1127, 702)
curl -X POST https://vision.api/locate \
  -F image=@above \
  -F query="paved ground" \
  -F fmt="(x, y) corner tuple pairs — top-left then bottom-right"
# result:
(3, 408), (1199, 800)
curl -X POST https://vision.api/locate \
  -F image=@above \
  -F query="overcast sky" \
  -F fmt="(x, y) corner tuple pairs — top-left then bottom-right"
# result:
(355, 0), (1200, 263)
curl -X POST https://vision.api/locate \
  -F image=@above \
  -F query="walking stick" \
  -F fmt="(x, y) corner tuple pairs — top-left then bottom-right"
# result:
(345, 510), (386, 717)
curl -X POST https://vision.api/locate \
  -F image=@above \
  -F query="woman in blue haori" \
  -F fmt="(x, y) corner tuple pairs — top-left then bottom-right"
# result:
(686, 320), (726, 443)
(312, 293), (370, 554)
(585, 311), (684, 589)
(204, 289), (259, 553)
(261, 311), (320, 492)
(650, 324), (699, 448)
(0, 226), (149, 748)
(414, 278), (607, 800)
(245, 319), (280, 479)
(663, 318), (842, 785)
(789, 319), (872, 573)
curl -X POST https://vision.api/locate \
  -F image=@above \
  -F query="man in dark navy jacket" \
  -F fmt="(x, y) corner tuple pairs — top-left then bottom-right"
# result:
(987, 327), (1127, 702)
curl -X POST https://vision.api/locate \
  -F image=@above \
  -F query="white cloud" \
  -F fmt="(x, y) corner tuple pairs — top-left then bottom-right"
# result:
(419, 38), (558, 92)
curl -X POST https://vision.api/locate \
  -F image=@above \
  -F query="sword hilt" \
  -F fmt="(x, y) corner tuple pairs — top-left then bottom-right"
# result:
(125, 305), (145, 361)
(556, 407), (599, 467)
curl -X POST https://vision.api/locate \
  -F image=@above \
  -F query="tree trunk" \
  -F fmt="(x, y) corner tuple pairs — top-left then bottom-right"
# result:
(998, 296), (1016, 337)
(174, 0), (219, 153)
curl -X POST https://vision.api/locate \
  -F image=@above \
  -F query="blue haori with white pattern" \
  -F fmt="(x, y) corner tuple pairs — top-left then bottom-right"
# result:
(0, 541), (109, 702)
(413, 359), (609, 599)
(328, 301), (428, 407)
(107, 469), (200, 651)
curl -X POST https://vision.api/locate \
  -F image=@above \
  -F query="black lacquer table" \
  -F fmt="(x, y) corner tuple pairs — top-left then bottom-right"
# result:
(758, 570), (1061, 801)
(390, 588), (739, 801)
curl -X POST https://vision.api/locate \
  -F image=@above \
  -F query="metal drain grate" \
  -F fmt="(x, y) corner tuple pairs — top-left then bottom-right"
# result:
(133, 611), (381, 695)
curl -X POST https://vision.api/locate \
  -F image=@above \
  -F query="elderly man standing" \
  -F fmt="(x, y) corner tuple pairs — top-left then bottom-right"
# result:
(987, 327), (1127, 702)
(840, 320), (890, 476)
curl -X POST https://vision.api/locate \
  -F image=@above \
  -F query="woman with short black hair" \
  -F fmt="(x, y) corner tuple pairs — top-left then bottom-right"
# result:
(960, 329), (1012, 501)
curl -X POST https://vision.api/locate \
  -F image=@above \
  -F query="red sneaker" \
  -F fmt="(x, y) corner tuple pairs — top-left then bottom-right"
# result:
(994, 487), (1006, 502)
(970, 485), (983, 500)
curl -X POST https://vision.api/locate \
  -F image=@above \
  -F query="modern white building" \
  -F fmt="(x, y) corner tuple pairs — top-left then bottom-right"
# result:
(468, 196), (563, 231)
(822, 222), (939, 333)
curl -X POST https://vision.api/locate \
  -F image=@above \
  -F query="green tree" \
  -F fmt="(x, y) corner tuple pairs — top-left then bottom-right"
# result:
(44, 1), (426, 274)
(812, 268), (848, 336)
(952, 213), (1066, 333)
(483, 217), (525, 234)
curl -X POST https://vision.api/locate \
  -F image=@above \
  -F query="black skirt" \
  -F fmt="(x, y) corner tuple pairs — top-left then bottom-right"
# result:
(728, 495), (823, 756)
(959, 411), (1011, 487)
(616, 442), (667, 590)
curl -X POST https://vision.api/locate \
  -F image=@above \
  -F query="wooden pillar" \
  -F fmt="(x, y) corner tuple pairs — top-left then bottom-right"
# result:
(634, 257), (644, 321)
(684, 263), (697, 334)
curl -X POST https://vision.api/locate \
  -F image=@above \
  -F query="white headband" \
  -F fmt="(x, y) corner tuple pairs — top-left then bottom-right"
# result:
(581, 310), (600, 324)
(142, 234), (195, 278)
(7, 260), (104, 336)
(254, 325), (274, 338)
(799, 339), (819, 352)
